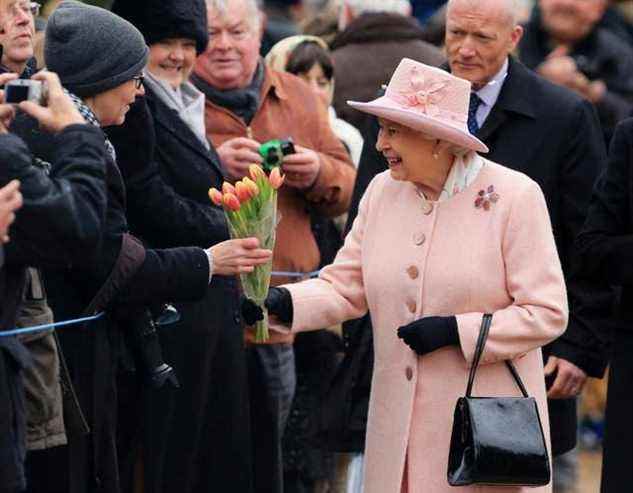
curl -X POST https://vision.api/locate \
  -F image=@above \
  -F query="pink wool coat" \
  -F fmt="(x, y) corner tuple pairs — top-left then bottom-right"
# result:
(278, 160), (568, 493)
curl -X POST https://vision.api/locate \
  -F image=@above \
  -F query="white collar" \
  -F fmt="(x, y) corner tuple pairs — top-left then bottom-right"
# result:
(474, 58), (509, 108)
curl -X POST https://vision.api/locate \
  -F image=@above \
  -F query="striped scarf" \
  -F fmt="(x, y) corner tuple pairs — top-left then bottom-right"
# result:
(64, 90), (117, 162)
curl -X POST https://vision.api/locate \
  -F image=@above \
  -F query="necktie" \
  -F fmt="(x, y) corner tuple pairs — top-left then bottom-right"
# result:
(468, 93), (482, 135)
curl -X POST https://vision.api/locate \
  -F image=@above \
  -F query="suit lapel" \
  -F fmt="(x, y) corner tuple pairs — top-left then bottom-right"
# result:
(477, 105), (509, 143)
(476, 58), (537, 145)
(147, 90), (225, 181)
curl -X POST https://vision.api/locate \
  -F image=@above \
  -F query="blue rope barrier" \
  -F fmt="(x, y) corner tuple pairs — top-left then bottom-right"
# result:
(0, 271), (320, 338)
(0, 312), (105, 338)
(271, 270), (320, 279)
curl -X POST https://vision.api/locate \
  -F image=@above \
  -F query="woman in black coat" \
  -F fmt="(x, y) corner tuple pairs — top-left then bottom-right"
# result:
(575, 118), (633, 492)
(18, 4), (270, 493)
(108, 1), (256, 492)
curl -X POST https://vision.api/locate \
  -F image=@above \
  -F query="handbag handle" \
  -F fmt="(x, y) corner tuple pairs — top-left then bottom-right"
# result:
(465, 314), (529, 398)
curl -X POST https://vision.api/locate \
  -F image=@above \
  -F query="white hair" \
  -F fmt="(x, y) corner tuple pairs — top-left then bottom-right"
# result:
(447, 0), (521, 27)
(206, 0), (263, 31)
(344, 0), (411, 17)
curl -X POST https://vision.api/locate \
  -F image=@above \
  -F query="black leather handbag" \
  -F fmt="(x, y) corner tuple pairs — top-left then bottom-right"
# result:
(447, 314), (551, 487)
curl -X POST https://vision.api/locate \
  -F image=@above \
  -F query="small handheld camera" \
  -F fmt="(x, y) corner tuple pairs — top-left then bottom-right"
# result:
(259, 138), (295, 173)
(5, 79), (47, 105)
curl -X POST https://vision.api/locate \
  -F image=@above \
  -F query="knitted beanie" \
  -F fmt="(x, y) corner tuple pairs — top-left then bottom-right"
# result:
(45, 0), (149, 97)
(111, 0), (208, 55)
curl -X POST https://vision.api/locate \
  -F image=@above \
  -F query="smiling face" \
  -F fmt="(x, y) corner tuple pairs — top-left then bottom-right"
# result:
(195, 0), (262, 90)
(0, 0), (35, 74)
(89, 78), (145, 127)
(148, 38), (197, 89)
(446, 0), (523, 90)
(376, 118), (437, 183)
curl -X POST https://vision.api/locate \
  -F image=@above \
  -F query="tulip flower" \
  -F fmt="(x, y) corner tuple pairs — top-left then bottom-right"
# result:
(208, 187), (223, 206)
(249, 164), (265, 181)
(222, 182), (237, 195)
(235, 181), (251, 203)
(242, 176), (260, 197)
(209, 171), (280, 342)
(268, 167), (285, 190)
(222, 192), (241, 211)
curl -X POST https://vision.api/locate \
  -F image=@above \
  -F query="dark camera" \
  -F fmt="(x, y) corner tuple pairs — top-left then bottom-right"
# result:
(259, 138), (295, 173)
(124, 304), (181, 389)
(5, 79), (47, 105)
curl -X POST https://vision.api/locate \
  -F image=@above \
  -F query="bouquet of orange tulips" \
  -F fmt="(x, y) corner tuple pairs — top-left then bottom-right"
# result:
(209, 165), (284, 342)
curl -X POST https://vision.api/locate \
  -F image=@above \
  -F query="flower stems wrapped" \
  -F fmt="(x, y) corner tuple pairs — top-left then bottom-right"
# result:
(209, 165), (284, 342)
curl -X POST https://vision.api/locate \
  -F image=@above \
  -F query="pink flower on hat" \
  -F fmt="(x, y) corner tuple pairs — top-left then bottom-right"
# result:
(401, 68), (449, 117)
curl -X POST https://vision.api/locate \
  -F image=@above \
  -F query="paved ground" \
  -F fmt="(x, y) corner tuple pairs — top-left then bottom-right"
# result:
(576, 450), (601, 493)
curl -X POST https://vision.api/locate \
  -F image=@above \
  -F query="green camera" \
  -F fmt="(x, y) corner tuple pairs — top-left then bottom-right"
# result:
(259, 138), (295, 173)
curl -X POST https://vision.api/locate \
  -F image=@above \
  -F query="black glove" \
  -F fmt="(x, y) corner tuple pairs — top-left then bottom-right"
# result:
(397, 316), (459, 356)
(240, 287), (294, 325)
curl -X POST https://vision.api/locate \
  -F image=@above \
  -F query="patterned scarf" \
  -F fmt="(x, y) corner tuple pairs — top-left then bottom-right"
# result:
(191, 61), (265, 125)
(64, 90), (117, 162)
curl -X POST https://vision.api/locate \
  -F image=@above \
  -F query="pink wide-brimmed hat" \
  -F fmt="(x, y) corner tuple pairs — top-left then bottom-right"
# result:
(348, 58), (488, 153)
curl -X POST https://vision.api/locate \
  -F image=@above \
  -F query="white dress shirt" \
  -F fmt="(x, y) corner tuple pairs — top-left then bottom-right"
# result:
(474, 58), (509, 128)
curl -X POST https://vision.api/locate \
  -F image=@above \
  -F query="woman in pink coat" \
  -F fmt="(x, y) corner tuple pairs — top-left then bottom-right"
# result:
(243, 59), (568, 493)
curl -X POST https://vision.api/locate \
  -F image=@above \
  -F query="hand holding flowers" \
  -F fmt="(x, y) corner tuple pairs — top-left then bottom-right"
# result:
(206, 237), (272, 276)
(209, 164), (285, 341)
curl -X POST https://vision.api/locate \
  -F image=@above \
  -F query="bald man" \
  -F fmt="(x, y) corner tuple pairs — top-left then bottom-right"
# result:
(446, 0), (611, 464)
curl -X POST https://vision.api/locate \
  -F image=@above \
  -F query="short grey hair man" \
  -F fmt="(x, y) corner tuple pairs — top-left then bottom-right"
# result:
(206, 0), (262, 32)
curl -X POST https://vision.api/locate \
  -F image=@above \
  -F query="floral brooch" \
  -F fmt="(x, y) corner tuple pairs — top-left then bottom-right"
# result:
(475, 185), (500, 211)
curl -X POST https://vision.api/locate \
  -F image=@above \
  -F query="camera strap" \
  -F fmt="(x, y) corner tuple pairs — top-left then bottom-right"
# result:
(82, 233), (146, 317)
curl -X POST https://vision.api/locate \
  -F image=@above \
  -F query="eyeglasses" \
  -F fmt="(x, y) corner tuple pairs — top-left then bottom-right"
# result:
(131, 75), (144, 89)
(7, 1), (40, 19)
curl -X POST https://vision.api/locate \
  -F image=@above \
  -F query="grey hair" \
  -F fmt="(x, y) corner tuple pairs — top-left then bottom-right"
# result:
(447, 0), (521, 27)
(417, 130), (472, 158)
(206, 0), (263, 31)
(344, 0), (411, 17)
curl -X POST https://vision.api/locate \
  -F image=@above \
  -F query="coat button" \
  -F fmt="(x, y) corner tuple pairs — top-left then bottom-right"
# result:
(422, 202), (434, 215)
(407, 266), (419, 279)
(233, 310), (241, 325)
(407, 300), (416, 313)
(413, 232), (426, 246)
(405, 366), (413, 381)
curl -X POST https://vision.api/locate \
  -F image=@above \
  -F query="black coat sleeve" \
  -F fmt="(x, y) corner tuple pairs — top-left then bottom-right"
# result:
(1, 125), (107, 267)
(106, 98), (229, 249)
(576, 119), (633, 284)
(548, 99), (611, 377)
(118, 246), (210, 305)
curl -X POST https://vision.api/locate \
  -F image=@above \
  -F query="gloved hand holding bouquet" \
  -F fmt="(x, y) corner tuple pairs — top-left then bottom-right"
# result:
(209, 164), (284, 342)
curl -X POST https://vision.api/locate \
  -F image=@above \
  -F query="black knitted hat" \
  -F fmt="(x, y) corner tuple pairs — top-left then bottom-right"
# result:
(111, 0), (209, 55)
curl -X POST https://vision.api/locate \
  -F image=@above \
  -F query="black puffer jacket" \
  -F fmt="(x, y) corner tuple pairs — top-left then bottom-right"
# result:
(0, 124), (109, 493)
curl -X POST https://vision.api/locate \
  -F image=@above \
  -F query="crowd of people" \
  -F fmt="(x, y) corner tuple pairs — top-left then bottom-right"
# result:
(1, 0), (633, 493)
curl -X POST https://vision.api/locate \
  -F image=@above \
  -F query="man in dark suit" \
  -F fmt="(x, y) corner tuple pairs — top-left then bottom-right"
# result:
(445, 0), (611, 481)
